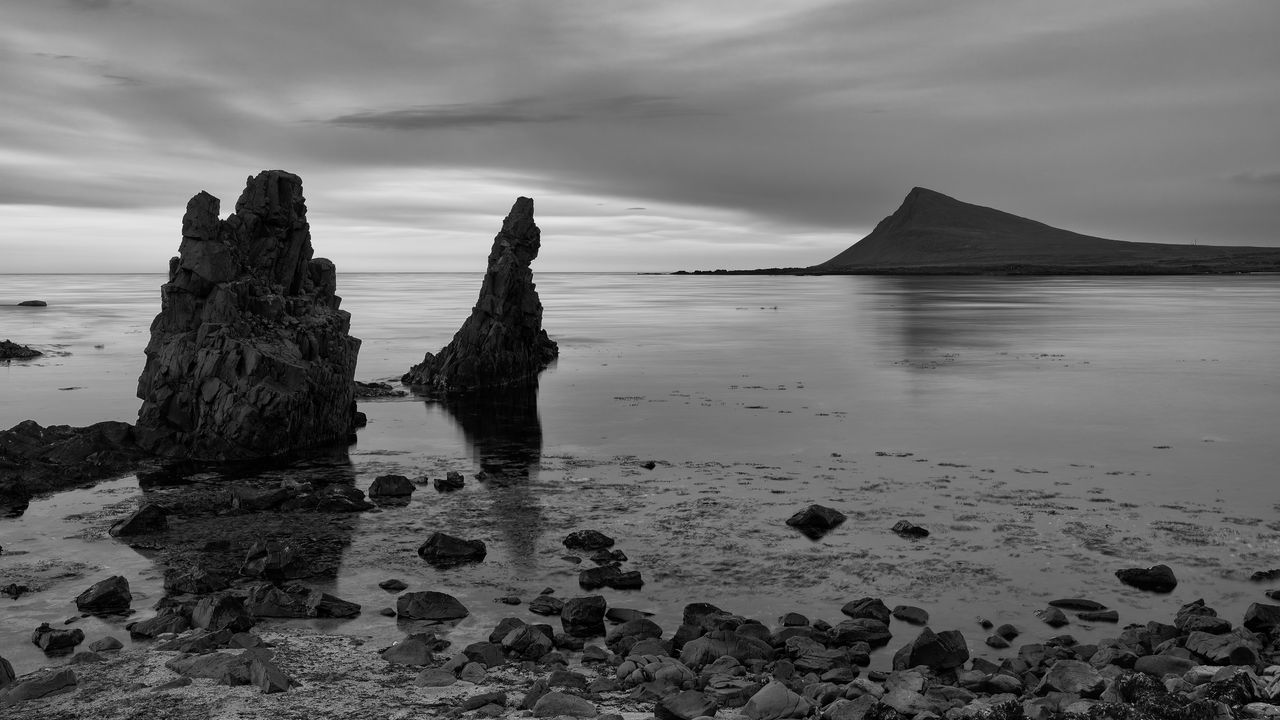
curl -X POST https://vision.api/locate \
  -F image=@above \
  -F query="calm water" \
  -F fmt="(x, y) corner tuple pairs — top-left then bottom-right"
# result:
(2, 273), (1279, 672)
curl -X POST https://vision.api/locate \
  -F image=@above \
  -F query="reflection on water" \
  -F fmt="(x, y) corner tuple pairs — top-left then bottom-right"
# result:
(434, 383), (545, 570)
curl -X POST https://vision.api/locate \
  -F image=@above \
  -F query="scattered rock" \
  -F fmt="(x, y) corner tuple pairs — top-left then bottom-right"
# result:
(0, 420), (148, 506)
(1037, 659), (1105, 697)
(135, 170), (361, 461)
(1116, 564), (1177, 593)
(893, 627), (969, 671)
(785, 504), (847, 538)
(529, 595), (565, 616)
(16, 301), (47, 307)
(892, 605), (929, 625)
(368, 474), (414, 497)
(842, 597), (891, 625)
(379, 578), (408, 592)
(1243, 603), (1280, 632)
(417, 532), (487, 566)
(250, 656), (292, 694)
(402, 197), (558, 393)
(1039, 607), (1069, 628)
(891, 520), (929, 538)
(742, 679), (809, 719)
(192, 594), (255, 632)
(434, 472), (465, 491)
(381, 634), (441, 665)
(562, 596), (608, 638)
(0, 667), (76, 705)
(164, 567), (228, 595)
(108, 503), (169, 536)
(564, 530), (615, 551)
(0, 656), (14, 687)
(31, 624), (85, 654)
(126, 613), (191, 638)
(416, 668), (457, 687)
(397, 591), (469, 621)
(88, 637), (123, 653)
(532, 690), (596, 718)
(75, 576), (132, 614)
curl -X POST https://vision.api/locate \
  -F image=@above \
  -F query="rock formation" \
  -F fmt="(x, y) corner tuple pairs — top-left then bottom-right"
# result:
(402, 197), (557, 393)
(0, 420), (149, 513)
(135, 170), (361, 461)
(0, 340), (41, 360)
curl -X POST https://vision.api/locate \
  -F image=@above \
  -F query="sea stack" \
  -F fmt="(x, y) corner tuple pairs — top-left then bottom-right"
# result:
(402, 197), (558, 394)
(135, 170), (361, 461)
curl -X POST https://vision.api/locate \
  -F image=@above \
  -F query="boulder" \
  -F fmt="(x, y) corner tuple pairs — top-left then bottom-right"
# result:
(532, 691), (597, 718)
(250, 656), (292, 694)
(369, 474), (414, 497)
(417, 532), (487, 566)
(88, 637), (123, 653)
(842, 597), (891, 625)
(892, 627), (969, 671)
(561, 596), (608, 638)
(0, 668), (76, 705)
(75, 575), (132, 613)
(135, 170), (361, 461)
(892, 605), (929, 625)
(503, 625), (555, 660)
(742, 679), (810, 719)
(830, 618), (893, 648)
(1185, 627), (1262, 665)
(1134, 654), (1195, 678)
(564, 530), (615, 551)
(192, 594), (255, 632)
(1039, 607), (1069, 628)
(679, 630), (775, 669)
(108, 503), (169, 536)
(1036, 659), (1105, 697)
(0, 655), (14, 687)
(31, 624), (84, 654)
(529, 595), (565, 616)
(126, 613), (191, 638)
(16, 301), (47, 307)
(396, 591), (469, 621)
(785, 504), (846, 538)
(1243, 603), (1280, 633)
(605, 618), (663, 652)
(381, 635), (440, 665)
(240, 540), (307, 579)
(1115, 564), (1177, 593)
(402, 197), (558, 393)
(434, 472), (465, 491)
(617, 655), (695, 689)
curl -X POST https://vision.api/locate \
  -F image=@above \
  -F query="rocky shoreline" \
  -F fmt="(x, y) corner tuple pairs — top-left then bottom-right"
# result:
(5, 563), (1280, 719)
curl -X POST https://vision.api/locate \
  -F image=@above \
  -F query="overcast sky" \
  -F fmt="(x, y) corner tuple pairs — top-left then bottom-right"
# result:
(3, 0), (1278, 273)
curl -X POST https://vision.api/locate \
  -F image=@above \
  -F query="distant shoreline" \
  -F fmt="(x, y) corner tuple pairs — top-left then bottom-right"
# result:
(673, 265), (1280, 276)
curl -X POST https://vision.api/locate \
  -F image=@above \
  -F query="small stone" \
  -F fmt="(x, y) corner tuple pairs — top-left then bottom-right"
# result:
(1049, 599), (1106, 612)
(985, 635), (1010, 649)
(785, 504), (847, 539)
(368, 474), (415, 497)
(378, 578), (408, 592)
(1039, 607), (1069, 628)
(88, 636), (124, 653)
(891, 520), (929, 538)
(891, 606), (929, 625)
(397, 591), (469, 621)
(1078, 610), (1120, 623)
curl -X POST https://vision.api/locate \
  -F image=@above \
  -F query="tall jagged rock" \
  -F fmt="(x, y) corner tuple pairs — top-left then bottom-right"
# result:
(402, 197), (557, 393)
(135, 170), (361, 461)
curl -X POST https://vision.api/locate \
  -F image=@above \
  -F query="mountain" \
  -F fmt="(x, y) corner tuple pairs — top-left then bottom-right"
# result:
(813, 187), (1280, 274)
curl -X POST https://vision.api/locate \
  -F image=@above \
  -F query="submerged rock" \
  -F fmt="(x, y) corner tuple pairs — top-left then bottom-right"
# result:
(785, 504), (846, 538)
(135, 170), (361, 461)
(402, 197), (557, 393)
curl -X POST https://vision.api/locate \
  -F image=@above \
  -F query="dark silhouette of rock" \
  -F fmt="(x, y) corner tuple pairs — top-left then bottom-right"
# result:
(135, 170), (361, 461)
(785, 504), (846, 539)
(841, 597), (891, 625)
(126, 613), (190, 638)
(16, 300), (47, 307)
(31, 624), (84, 654)
(402, 197), (557, 393)
(417, 532), (487, 567)
(0, 340), (40, 360)
(815, 187), (1280, 274)
(396, 591), (469, 621)
(1116, 564), (1177, 593)
(1049, 598), (1106, 611)
(891, 520), (929, 538)
(564, 530), (614, 551)
(0, 667), (76, 705)
(1243, 602), (1280, 632)
(893, 627), (969, 671)
(0, 420), (149, 511)
(369, 474), (414, 497)
(561, 595), (607, 638)
(0, 655), (15, 688)
(74, 576), (132, 614)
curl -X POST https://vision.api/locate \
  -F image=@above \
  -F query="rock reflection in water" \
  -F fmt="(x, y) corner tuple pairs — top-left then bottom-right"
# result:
(435, 383), (545, 569)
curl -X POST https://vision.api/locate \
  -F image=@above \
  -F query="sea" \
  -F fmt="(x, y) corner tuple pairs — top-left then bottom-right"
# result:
(2, 272), (1279, 672)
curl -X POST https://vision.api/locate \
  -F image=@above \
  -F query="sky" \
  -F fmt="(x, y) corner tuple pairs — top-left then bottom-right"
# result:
(2, 0), (1278, 273)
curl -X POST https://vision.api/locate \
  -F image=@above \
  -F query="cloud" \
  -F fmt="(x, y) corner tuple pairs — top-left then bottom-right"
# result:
(1229, 170), (1280, 186)
(327, 94), (698, 131)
